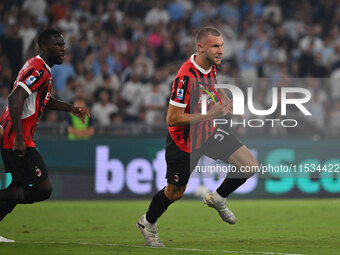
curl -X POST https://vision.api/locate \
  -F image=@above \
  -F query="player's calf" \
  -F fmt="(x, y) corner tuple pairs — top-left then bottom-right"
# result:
(0, 202), (16, 222)
(240, 160), (259, 177)
(228, 145), (259, 177)
(0, 181), (18, 221)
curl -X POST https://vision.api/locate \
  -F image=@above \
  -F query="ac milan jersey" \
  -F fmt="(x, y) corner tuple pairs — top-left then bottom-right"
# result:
(0, 55), (52, 149)
(168, 54), (219, 153)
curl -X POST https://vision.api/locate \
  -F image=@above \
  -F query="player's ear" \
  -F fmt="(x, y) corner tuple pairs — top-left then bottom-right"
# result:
(40, 43), (48, 52)
(197, 43), (205, 54)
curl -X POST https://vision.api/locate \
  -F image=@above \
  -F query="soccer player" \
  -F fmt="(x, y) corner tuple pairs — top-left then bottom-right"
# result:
(0, 29), (90, 230)
(137, 27), (258, 247)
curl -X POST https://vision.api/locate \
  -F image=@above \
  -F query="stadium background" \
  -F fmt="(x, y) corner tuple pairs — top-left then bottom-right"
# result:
(0, 0), (339, 199)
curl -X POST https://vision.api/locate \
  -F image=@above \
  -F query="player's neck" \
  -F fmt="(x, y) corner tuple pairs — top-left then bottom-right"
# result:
(194, 54), (212, 71)
(39, 52), (54, 68)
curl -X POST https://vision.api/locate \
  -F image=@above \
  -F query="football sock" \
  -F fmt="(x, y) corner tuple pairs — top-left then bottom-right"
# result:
(145, 188), (174, 224)
(0, 181), (19, 220)
(0, 181), (18, 207)
(216, 171), (249, 198)
(213, 190), (226, 204)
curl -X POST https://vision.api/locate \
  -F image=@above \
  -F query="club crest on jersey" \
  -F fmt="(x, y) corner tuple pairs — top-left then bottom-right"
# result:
(36, 168), (42, 177)
(177, 89), (184, 100)
(25, 75), (36, 86)
(45, 92), (51, 101)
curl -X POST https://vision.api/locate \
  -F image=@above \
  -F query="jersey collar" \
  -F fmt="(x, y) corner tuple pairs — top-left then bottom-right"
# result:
(37, 55), (52, 72)
(190, 54), (211, 75)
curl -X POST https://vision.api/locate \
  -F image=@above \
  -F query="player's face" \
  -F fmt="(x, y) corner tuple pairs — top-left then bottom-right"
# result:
(204, 35), (224, 66)
(47, 34), (65, 65)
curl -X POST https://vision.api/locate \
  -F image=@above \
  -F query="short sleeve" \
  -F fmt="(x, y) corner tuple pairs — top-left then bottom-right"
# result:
(169, 75), (190, 108)
(17, 67), (49, 95)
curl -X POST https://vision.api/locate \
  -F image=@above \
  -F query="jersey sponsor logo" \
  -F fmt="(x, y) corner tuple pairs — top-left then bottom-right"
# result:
(177, 89), (184, 100)
(25, 75), (36, 86)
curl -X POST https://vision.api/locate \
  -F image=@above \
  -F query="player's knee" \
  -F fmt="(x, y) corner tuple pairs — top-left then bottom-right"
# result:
(165, 185), (185, 201)
(242, 160), (259, 177)
(40, 189), (52, 201)
(167, 190), (184, 201)
(36, 178), (52, 191)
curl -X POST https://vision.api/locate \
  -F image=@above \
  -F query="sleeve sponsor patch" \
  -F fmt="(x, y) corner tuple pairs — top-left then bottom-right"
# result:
(24, 75), (37, 86)
(177, 89), (184, 100)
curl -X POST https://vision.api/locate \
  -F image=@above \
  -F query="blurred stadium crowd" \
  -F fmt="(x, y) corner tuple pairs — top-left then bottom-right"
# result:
(1, 0), (340, 137)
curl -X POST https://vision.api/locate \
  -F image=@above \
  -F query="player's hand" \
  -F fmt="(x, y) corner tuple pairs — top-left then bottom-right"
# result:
(13, 135), (26, 157)
(208, 100), (233, 118)
(71, 106), (91, 124)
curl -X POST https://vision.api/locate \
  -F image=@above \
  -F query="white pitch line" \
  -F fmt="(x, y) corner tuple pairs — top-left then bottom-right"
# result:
(14, 240), (307, 255)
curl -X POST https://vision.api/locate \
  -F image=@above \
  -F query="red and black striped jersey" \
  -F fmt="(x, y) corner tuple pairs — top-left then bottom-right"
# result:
(168, 54), (219, 153)
(0, 55), (52, 149)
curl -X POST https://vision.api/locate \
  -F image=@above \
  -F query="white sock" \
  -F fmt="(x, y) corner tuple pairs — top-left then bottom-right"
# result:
(213, 191), (226, 204)
(143, 214), (155, 226)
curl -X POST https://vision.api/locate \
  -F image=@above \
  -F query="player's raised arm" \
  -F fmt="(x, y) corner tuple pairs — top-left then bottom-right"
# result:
(8, 85), (29, 156)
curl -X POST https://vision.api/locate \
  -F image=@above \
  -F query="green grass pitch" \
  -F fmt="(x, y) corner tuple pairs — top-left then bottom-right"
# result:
(0, 199), (339, 255)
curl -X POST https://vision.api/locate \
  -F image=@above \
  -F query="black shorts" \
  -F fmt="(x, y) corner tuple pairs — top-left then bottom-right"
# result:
(1, 147), (48, 185)
(165, 134), (191, 186)
(165, 128), (243, 186)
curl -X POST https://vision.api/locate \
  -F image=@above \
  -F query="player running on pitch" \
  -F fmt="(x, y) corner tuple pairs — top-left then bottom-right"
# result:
(0, 29), (90, 241)
(137, 27), (258, 247)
